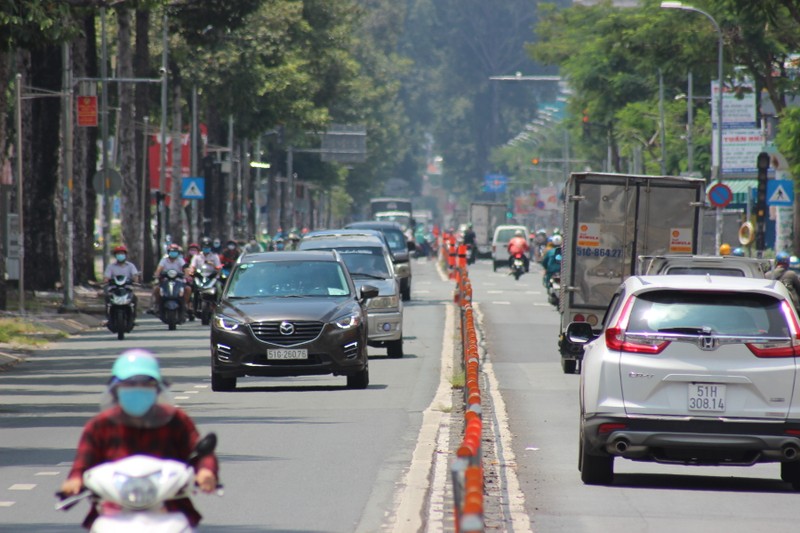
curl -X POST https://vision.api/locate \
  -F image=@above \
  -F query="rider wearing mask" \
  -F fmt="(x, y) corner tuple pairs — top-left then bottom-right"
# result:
(103, 245), (140, 313)
(507, 229), (530, 271)
(60, 350), (219, 529)
(190, 237), (222, 273)
(220, 240), (240, 268)
(150, 243), (191, 315)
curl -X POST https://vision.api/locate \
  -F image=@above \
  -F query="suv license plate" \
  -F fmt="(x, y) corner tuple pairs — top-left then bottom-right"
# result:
(267, 349), (308, 360)
(688, 383), (726, 412)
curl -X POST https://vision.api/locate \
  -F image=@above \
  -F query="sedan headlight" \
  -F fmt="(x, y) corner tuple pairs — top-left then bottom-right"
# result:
(333, 313), (362, 329)
(394, 263), (410, 277)
(214, 314), (242, 331)
(367, 295), (400, 310)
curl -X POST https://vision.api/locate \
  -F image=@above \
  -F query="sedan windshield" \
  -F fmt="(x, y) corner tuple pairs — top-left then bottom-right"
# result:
(227, 261), (350, 298)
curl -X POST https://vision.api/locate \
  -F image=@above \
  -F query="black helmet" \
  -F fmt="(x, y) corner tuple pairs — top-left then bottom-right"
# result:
(201, 237), (212, 248)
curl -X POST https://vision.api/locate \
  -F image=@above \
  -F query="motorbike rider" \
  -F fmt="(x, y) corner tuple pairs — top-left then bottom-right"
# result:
(462, 223), (477, 262)
(60, 349), (219, 530)
(767, 251), (800, 312)
(150, 243), (191, 315)
(220, 239), (241, 268)
(541, 234), (563, 288)
(507, 229), (530, 272)
(103, 245), (140, 313)
(532, 229), (548, 262)
(190, 237), (222, 273)
(244, 237), (262, 254)
(185, 242), (201, 265)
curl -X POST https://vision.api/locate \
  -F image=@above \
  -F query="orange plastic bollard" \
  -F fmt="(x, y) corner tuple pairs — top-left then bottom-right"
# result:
(457, 244), (467, 269)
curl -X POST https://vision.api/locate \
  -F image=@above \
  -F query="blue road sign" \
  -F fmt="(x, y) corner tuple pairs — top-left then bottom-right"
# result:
(182, 177), (205, 199)
(708, 183), (733, 208)
(483, 174), (507, 193)
(767, 179), (794, 207)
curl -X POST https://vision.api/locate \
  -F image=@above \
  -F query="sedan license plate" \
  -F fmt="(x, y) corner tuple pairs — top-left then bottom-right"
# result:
(688, 383), (726, 412)
(267, 349), (308, 360)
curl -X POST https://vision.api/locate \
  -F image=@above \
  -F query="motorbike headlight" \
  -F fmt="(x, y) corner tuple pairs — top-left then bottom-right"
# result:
(333, 312), (361, 329)
(214, 314), (242, 331)
(367, 295), (399, 310)
(114, 473), (160, 509)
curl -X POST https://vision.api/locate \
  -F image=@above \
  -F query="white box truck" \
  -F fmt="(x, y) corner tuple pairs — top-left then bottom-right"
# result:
(558, 172), (706, 374)
(469, 201), (507, 257)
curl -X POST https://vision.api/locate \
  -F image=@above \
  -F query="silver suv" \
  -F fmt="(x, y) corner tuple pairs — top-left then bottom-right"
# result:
(564, 275), (800, 486)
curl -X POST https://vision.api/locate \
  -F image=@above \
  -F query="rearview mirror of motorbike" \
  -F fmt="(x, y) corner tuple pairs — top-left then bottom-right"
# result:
(54, 490), (91, 511)
(192, 432), (217, 460)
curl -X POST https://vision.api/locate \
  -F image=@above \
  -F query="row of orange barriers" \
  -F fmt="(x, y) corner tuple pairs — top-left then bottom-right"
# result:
(444, 238), (484, 533)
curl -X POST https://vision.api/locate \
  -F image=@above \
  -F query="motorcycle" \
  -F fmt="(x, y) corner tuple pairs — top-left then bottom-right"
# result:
(158, 269), (186, 330)
(547, 272), (561, 307)
(510, 253), (526, 281)
(105, 275), (136, 340)
(57, 434), (220, 533)
(192, 263), (219, 326)
(466, 243), (477, 265)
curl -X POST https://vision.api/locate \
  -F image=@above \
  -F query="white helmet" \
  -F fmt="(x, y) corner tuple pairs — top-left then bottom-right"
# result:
(551, 235), (563, 246)
(514, 229), (524, 237)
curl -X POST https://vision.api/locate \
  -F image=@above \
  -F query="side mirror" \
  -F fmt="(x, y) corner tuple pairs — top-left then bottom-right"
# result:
(190, 432), (217, 462)
(565, 322), (595, 344)
(360, 284), (379, 301)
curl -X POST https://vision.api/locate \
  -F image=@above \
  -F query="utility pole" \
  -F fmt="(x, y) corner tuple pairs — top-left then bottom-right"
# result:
(61, 42), (76, 312)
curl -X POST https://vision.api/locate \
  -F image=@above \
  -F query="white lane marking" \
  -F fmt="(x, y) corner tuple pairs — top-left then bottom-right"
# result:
(388, 285), (454, 533)
(181, 390), (199, 394)
(174, 396), (190, 400)
(525, 291), (541, 295)
(487, 290), (504, 294)
(533, 303), (551, 307)
(492, 301), (511, 305)
(56, 462), (73, 467)
(474, 304), (533, 533)
(415, 290), (431, 294)
(35, 472), (60, 476)
(194, 384), (209, 389)
(0, 502), (15, 507)
(9, 484), (36, 491)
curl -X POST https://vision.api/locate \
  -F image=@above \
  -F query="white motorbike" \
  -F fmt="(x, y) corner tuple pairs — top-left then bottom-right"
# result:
(57, 434), (219, 532)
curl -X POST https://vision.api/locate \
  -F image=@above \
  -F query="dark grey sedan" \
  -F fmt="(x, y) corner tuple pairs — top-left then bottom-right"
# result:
(210, 251), (378, 391)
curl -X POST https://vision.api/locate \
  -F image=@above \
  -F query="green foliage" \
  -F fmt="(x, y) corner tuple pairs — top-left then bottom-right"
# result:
(775, 107), (800, 179)
(0, 0), (75, 50)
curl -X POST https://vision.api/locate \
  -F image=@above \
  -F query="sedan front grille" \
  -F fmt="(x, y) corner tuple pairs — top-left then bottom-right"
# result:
(250, 321), (324, 346)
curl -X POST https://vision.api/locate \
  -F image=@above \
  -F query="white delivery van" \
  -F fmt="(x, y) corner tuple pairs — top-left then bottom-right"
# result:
(491, 224), (529, 271)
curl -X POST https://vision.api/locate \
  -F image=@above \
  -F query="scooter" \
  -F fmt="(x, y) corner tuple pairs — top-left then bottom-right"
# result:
(105, 275), (135, 340)
(466, 243), (477, 265)
(158, 269), (186, 331)
(510, 253), (526, 281)
(192, 263), (219, 326)
(57, 434), (220, 533)
(547, 271), (561, 307)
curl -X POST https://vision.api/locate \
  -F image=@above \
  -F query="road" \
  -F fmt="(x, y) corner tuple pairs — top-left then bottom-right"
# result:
(0, 259), (454, 532)
(470, 258), (800, 533)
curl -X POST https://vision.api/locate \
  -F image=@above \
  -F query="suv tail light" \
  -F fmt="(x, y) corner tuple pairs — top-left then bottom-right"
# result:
(605, 296), (670, 354)
(746, 300), (800, 358)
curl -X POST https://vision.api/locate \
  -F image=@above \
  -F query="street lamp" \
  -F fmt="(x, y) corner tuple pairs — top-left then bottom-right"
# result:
(661, 1), (724, 253)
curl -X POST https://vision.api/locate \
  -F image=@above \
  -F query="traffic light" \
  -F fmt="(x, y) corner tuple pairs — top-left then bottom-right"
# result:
(582, 109), (590, 138)
(755, 152), (769, 253)
(531, 157), (540, 165)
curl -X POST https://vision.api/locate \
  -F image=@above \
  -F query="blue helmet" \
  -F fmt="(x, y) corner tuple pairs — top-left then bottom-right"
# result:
(731, 247), (745, 257)
(776, 251), (791, 266)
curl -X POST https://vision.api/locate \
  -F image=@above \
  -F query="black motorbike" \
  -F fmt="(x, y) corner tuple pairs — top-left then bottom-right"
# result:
(105, 275), (135, 340)
(510, 252), (526, 281)
(192, 263), (219, 326)
(547, 272), (561, 307)
(158, 269), (186, 330)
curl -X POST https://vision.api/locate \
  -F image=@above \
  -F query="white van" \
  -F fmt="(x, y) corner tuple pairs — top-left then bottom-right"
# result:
(491, 224), (529, 271)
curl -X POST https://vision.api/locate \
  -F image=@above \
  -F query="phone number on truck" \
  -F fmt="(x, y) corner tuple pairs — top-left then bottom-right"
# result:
(576, 247), (622, 258)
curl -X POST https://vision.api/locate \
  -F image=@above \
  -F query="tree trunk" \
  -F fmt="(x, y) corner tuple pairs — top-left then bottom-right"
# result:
(0, 51), (10, 308)
(116, 7), (141, 269)
(73, 13), (99, 284)
(169, 76), (183, 245)
(21, 46), (62, 290)
(134, 8), (154, 280)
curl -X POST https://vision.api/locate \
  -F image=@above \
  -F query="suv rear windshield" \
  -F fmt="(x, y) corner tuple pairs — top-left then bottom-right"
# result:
(664, 267), (745, 277)
(496, 228), (523, 243)
(378, 229), (407, 254)
(627, 291), (788, 337)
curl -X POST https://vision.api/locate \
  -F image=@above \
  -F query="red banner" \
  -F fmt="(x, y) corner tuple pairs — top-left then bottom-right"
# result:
(76, 96), (97, 127)
(148, 125), (207, 204)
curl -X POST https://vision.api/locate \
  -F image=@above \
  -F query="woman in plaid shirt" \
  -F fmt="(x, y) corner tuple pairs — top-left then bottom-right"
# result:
(60, 350), (219, 529)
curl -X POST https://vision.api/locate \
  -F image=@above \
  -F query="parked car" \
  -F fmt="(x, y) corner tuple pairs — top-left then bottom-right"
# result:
(563, 275), (800, 487)
(210, 251), (377, 391)
(297, 233), (404, 358)
(345, 221), (414, 301)
(491, 224), (530, 271)
(637, 254), (770, 278)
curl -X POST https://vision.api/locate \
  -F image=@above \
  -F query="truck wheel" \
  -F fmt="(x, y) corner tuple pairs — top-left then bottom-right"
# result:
(562, 358), (577, 374)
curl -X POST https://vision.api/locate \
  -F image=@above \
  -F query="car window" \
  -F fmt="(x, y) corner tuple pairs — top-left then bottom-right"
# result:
(664, 267), (746, 277)
(380, 229), (407, 253)
(335, 248), (392, 278)
(227, 261), (350, 297)
(626, 291), (787, 336)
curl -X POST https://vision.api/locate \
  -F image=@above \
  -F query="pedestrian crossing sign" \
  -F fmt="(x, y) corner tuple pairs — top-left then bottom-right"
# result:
(767, 179), (793, 207)
(182, 177), (205, 199)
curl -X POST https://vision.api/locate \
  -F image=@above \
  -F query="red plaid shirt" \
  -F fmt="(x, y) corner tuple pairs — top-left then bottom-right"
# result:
(68, 404), (218, 528)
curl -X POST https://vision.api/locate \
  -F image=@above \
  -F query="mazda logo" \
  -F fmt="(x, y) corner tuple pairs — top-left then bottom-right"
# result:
(279, 321), (295, 335)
